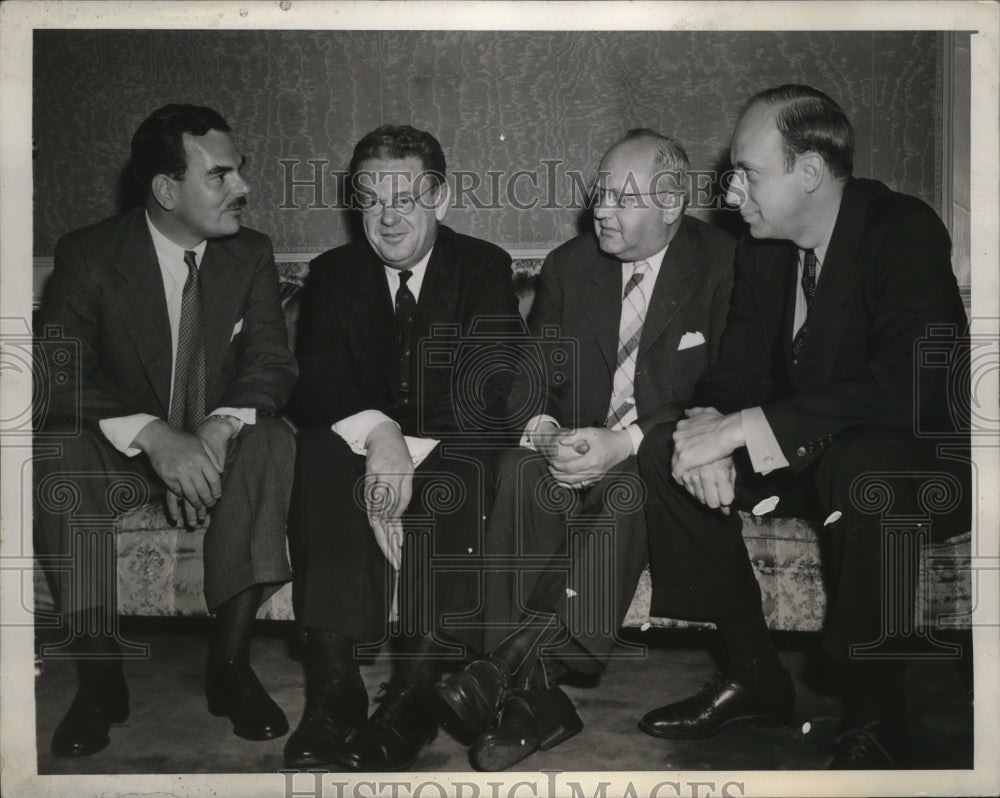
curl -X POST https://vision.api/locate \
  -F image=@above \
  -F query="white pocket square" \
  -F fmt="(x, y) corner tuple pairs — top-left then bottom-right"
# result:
(231, 318), (244, 341)
(677, 331), (706, 350)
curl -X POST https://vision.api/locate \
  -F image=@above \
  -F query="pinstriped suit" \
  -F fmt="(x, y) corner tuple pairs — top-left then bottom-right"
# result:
(34, 207), (298, 613)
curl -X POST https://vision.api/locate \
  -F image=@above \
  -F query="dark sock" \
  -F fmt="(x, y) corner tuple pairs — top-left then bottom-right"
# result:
(490, 613), (566, 685)
(210, 585), (264, 665)
(393, 634), (454, 690)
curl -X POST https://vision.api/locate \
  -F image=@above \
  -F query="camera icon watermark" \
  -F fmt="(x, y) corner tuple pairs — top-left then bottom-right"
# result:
(416, 320), (578, 441)
(1, 318), (82, 439)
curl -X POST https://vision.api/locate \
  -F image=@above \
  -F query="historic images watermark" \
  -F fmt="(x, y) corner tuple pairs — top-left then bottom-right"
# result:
(277, 162), (746, 212)
(281, 770), (748, 798)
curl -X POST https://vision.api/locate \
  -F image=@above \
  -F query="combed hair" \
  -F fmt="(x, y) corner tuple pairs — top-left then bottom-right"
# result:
(130, 104), (231, 196)
(747, 84), (855, 179)
(349, 124), (446, 189)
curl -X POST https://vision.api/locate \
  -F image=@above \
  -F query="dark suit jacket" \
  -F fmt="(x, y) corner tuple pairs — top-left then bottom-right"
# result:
(512, 216), (736, 432)
(288, 224), (520, 437)
(37, 206), (298, 430)
(695, 177), (968, 471)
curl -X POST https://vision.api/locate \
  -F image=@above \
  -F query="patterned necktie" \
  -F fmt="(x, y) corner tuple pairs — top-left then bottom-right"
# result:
(606, 260), (651, 429)
(168, 250), (206, 431)
(395, 269), (416, 395)
(791, 249), (817, 366)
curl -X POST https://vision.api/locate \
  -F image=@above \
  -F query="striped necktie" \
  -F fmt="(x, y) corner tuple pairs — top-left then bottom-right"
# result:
(791, 248), (817, 366)
(167, 250), (206, 431)
(606, 260), (651, 429)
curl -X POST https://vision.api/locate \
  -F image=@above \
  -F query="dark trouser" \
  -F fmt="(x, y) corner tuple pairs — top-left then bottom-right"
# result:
(287, 427), (499, 658)
(33, 417), (295, 623)
(480, 447), (649, 671)
(638, 422), (971, 667)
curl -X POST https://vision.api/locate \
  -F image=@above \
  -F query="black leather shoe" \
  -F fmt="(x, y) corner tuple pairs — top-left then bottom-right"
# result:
(827, 722), (911, 769)
(638, 671), (795, 739)
(333, 684), (438, 772)
(284, 675), (369, 768)
(51, 674), (129, 757)
(470, 686), (583, 771)
(207, 658), (289, 740)
(436, 658), (511, 743)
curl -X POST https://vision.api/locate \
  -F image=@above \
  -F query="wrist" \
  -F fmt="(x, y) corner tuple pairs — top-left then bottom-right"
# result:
(203, 414), (241, 435)
(724, 412), (746, 451)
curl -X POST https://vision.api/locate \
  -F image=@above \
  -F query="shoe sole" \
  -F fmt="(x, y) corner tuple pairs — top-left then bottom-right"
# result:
(637, 711), (794, 740)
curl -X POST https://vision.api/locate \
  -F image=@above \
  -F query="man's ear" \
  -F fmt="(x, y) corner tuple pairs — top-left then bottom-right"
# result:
(151, 174), (177, 211)
(661, 193), (685, 226)
(798, 152), (825, 193)
(433, 181), (450, 223)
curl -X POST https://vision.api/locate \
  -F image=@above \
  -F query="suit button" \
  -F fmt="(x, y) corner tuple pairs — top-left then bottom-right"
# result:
(796, 446), (807, 457)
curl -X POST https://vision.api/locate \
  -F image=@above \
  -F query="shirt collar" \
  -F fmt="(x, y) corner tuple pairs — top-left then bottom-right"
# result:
(384, 246), (433, 283)
(145, 210), (208, 274)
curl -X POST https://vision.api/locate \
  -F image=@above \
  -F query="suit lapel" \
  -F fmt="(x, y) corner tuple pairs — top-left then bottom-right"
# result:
(415, 227), (460, 342)
(636, 220), (698, 363)
(582, 248), (624, 375)
(795, 180), (871, 380)
(353, 249), (399, 391)
(111, 211), (173, 415)
(200, 238), (248, 404)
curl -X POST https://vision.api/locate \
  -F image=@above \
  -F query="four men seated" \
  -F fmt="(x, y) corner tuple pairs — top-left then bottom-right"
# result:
(34, 84), (970, 772)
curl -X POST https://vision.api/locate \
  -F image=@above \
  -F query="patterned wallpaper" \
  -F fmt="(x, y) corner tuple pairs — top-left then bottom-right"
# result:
(33, 29), (942, 256)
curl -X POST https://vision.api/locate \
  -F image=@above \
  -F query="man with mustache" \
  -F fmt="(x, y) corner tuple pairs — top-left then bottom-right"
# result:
(436, 129), (736, 770)
(35, 104), (298, 756)
(636, 85), (970, 768)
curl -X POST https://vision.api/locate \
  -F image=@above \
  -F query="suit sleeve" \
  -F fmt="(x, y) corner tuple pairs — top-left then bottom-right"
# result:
(36, 235), (138, 428)
(287, 258), (396, 427)
(694, 237), (778, 414)
(505, 249), (563, 424)
(636, 235), (737, 433)
(215, 238), (298, 413)
(762, 204), (964, 472)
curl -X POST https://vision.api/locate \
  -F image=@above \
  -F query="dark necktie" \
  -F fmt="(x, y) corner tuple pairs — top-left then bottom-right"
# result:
(395, 269), (416, 396)
(168, 250), (206, 430)
(791, 249), (817, 366)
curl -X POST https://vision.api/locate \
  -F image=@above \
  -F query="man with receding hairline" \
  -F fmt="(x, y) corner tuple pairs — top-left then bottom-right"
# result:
(435, 129), (736, 771)
(636, 84), (969, 768)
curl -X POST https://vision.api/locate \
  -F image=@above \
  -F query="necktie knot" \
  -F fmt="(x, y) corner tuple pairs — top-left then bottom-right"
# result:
(183, 250), (198, 272)
(399, 269), (412, 286)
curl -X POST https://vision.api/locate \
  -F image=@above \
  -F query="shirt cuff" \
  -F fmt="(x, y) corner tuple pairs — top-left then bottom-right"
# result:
(100, 414), (160, 457)
(520, 414), (561, 450)
(625, 423), (644, 456)
(332, 409), (400, 456)
(741, 407), (789, 474)
(207, 407), (256, 435)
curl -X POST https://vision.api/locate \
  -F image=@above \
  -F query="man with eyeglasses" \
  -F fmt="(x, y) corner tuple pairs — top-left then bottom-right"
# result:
(435, 129), (737, 770)
(284, 124), (521, 771)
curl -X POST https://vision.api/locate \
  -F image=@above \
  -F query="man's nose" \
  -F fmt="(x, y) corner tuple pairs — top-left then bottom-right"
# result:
(232, 171), (251, 197)
(724, 173), (745, 208)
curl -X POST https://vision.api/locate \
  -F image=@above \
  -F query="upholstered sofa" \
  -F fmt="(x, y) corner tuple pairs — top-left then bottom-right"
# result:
(32, 253), (974, 633)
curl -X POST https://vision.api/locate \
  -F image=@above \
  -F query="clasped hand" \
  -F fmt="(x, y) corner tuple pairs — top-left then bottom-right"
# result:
(535, 422), (632, 489)
(670, 407), (743, 515)
(133, 417), (238, 528)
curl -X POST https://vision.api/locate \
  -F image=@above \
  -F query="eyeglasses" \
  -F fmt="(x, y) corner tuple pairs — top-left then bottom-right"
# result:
(590, 186), (679, 210)
(355, 183), (439, 215)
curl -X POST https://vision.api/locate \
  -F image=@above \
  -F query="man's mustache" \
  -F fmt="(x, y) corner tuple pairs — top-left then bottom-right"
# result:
(228, 196), (248, 211)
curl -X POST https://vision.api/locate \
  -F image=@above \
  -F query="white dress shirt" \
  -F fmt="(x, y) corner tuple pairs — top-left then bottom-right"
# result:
(99, 212), (256, 455)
